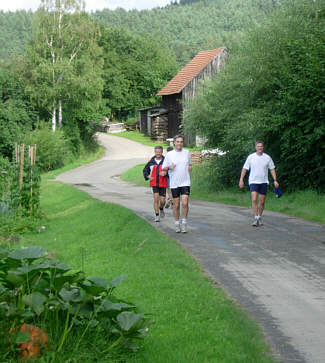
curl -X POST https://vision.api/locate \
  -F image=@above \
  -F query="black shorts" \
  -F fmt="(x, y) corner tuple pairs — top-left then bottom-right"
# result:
(171, 186), (190, 198)
(152, 187), (166, 197)
(249, 183), (267, 195)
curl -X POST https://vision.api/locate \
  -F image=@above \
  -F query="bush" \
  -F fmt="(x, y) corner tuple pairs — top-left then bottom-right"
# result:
(184, 0), (325, 191)
(21, 123), (73, 172)
(0, 246), (150, 361)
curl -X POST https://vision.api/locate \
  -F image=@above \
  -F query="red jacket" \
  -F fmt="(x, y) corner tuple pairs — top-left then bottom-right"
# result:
(143, 156), (168, 188)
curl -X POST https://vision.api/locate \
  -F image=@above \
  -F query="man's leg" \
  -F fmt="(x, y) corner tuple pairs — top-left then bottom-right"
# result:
(171, 188), (181, 232)
(159, 195), (166, 217)
(153, 193), (160, 221)
(258, 194), (266, 217)
(251, 191), (260, 226)
(181, 194), (189, 233)
(173, 197), (180, 221)
(251, 191), (259, 216)
(181, 194), (189, 219)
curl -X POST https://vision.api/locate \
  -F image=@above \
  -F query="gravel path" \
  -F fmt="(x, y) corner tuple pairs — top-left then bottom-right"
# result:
(57, 133), (325, 363)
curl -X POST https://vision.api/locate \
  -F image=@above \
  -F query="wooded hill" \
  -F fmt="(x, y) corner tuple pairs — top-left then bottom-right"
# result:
(1, 0), (280, 64)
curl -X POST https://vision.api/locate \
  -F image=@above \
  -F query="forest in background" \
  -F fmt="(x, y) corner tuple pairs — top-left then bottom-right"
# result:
(0, 0), (324, 191)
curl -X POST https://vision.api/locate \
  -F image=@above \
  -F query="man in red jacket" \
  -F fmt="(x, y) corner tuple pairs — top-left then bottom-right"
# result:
(143, 146), (168, 222)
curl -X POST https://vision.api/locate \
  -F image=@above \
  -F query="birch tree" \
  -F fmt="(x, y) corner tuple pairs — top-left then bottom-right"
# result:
(25, 0), (103, 132)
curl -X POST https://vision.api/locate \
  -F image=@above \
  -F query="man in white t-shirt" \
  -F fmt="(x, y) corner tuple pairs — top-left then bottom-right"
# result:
(239, 141), (279, 226)
(162, 135), (192, 233)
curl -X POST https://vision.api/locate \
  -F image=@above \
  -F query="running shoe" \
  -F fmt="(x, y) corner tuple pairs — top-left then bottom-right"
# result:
(258, 218), (263, 226)
(175, 224), (181, 233)
(160, 209), (165, 218)
(154, 215), (160, 222)
(251, 219), (259, 227)
(181, 223), (187, 233)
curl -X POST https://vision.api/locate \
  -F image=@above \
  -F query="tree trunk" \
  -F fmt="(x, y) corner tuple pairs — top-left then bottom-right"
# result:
(52, 106), (56, 132)
(58, 99), (62, 128)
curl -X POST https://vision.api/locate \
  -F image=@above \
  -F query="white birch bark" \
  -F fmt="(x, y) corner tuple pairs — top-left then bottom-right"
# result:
(58, 99), (62, 128)
(52, 107), (56, 132)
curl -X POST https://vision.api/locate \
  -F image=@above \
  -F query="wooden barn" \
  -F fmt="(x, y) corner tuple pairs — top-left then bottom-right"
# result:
(139, 47), (227, 145)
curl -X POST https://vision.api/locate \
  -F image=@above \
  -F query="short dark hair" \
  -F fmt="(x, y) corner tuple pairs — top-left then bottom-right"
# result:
(255, 140), (264, 146)
(154, 145), (163, 151)
(167, 146), (173, 152)
(173, 135), (184, 143)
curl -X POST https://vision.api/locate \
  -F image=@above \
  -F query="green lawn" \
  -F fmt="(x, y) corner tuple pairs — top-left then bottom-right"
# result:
(121, 163), (325, 224)
(110, 130), (169, 148)
(109, 131), (202, 151)
(15, 168), (275, 362)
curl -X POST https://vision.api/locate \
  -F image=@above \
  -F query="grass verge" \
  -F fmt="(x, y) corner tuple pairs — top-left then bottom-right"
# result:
(16, 178), (275, 362)
(121, 163), (325, 224)
(110, 131), (202, 151)
(110, 130), (169, 148)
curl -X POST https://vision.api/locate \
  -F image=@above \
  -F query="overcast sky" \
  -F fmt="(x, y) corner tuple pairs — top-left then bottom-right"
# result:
(0, 0), (172, 12)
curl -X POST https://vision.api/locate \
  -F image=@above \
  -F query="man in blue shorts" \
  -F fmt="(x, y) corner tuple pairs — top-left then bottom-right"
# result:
(239, 141), (279, 226)
(162, 135), (192, 233)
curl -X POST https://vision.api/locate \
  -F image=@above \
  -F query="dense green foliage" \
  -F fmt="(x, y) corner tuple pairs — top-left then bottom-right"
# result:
(0, 246), (150, 360)
(92, 0), (280, 65)
(184, 0), (325, 191)
(0, 10), (32, 60)
(99, 27), (178, 119)
(1, 1), (280, 65)
(0, 65), (37, 158)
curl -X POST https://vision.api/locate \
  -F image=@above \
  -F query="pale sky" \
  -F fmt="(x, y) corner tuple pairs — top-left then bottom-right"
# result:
(0, 0), (172, 12)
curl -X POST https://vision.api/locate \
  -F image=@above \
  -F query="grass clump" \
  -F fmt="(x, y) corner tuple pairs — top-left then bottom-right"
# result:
(12, 176), (275, 362)
(121, 163), (325, 224)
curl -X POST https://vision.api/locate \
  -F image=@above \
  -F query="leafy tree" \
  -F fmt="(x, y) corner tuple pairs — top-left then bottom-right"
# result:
(24, 0), (104, 132)
(99, 27), (179, 119)
(184, 0), (325, 191)
(0, 65), (37, 159)
(0, 10), (33, 60)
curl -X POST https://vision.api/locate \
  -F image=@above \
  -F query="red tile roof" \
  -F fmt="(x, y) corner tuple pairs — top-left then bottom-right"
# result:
(157, 47), (226, 96)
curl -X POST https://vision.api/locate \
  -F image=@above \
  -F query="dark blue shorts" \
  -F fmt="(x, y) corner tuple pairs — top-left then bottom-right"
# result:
(249, 183), (268, 195)
(171, 186), (190, 198)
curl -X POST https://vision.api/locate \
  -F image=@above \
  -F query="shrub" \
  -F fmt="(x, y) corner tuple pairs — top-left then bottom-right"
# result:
(21, 123), (73, 172)
(0, 246), (151, 361)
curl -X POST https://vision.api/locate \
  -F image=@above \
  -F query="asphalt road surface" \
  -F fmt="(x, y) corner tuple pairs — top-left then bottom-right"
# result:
(57, 133), (325, 363)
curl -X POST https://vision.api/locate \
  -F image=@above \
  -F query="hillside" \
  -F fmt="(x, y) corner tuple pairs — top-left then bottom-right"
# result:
(0, 0), (280, 64)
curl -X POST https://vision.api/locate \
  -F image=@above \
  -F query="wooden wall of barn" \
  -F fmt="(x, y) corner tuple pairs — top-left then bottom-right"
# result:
(162, 93), (182, 138)
(182, 48), (227, 108)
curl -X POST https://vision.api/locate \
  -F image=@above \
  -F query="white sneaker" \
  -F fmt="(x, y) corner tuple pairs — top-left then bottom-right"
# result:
(160, 209), (165, 218)
(175, 224), (181, 233)
(181, 223), (187, 233)
(154, 215), (160, 222)
(252, 219), (259, 227)
(258, 218), (263, 226)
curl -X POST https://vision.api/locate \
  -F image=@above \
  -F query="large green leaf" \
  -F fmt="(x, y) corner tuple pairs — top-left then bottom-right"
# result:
(117, 311), (143, 332)
(22, 292), (47, 316)
(100, 300), (135, 312)
(109, 275), (127, 288)
(6, 270), (24, 286)
(59, 287), (86, 303)
(87, 276), (107, 288)
(8, 247), (47, 261)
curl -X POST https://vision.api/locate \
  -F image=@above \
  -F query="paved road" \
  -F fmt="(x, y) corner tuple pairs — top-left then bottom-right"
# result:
(57, 133), (325, 363)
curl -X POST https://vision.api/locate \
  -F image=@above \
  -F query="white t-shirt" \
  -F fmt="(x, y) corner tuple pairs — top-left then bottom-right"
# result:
(243, 152), (275, 185)
(162, 149), (191, 188)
